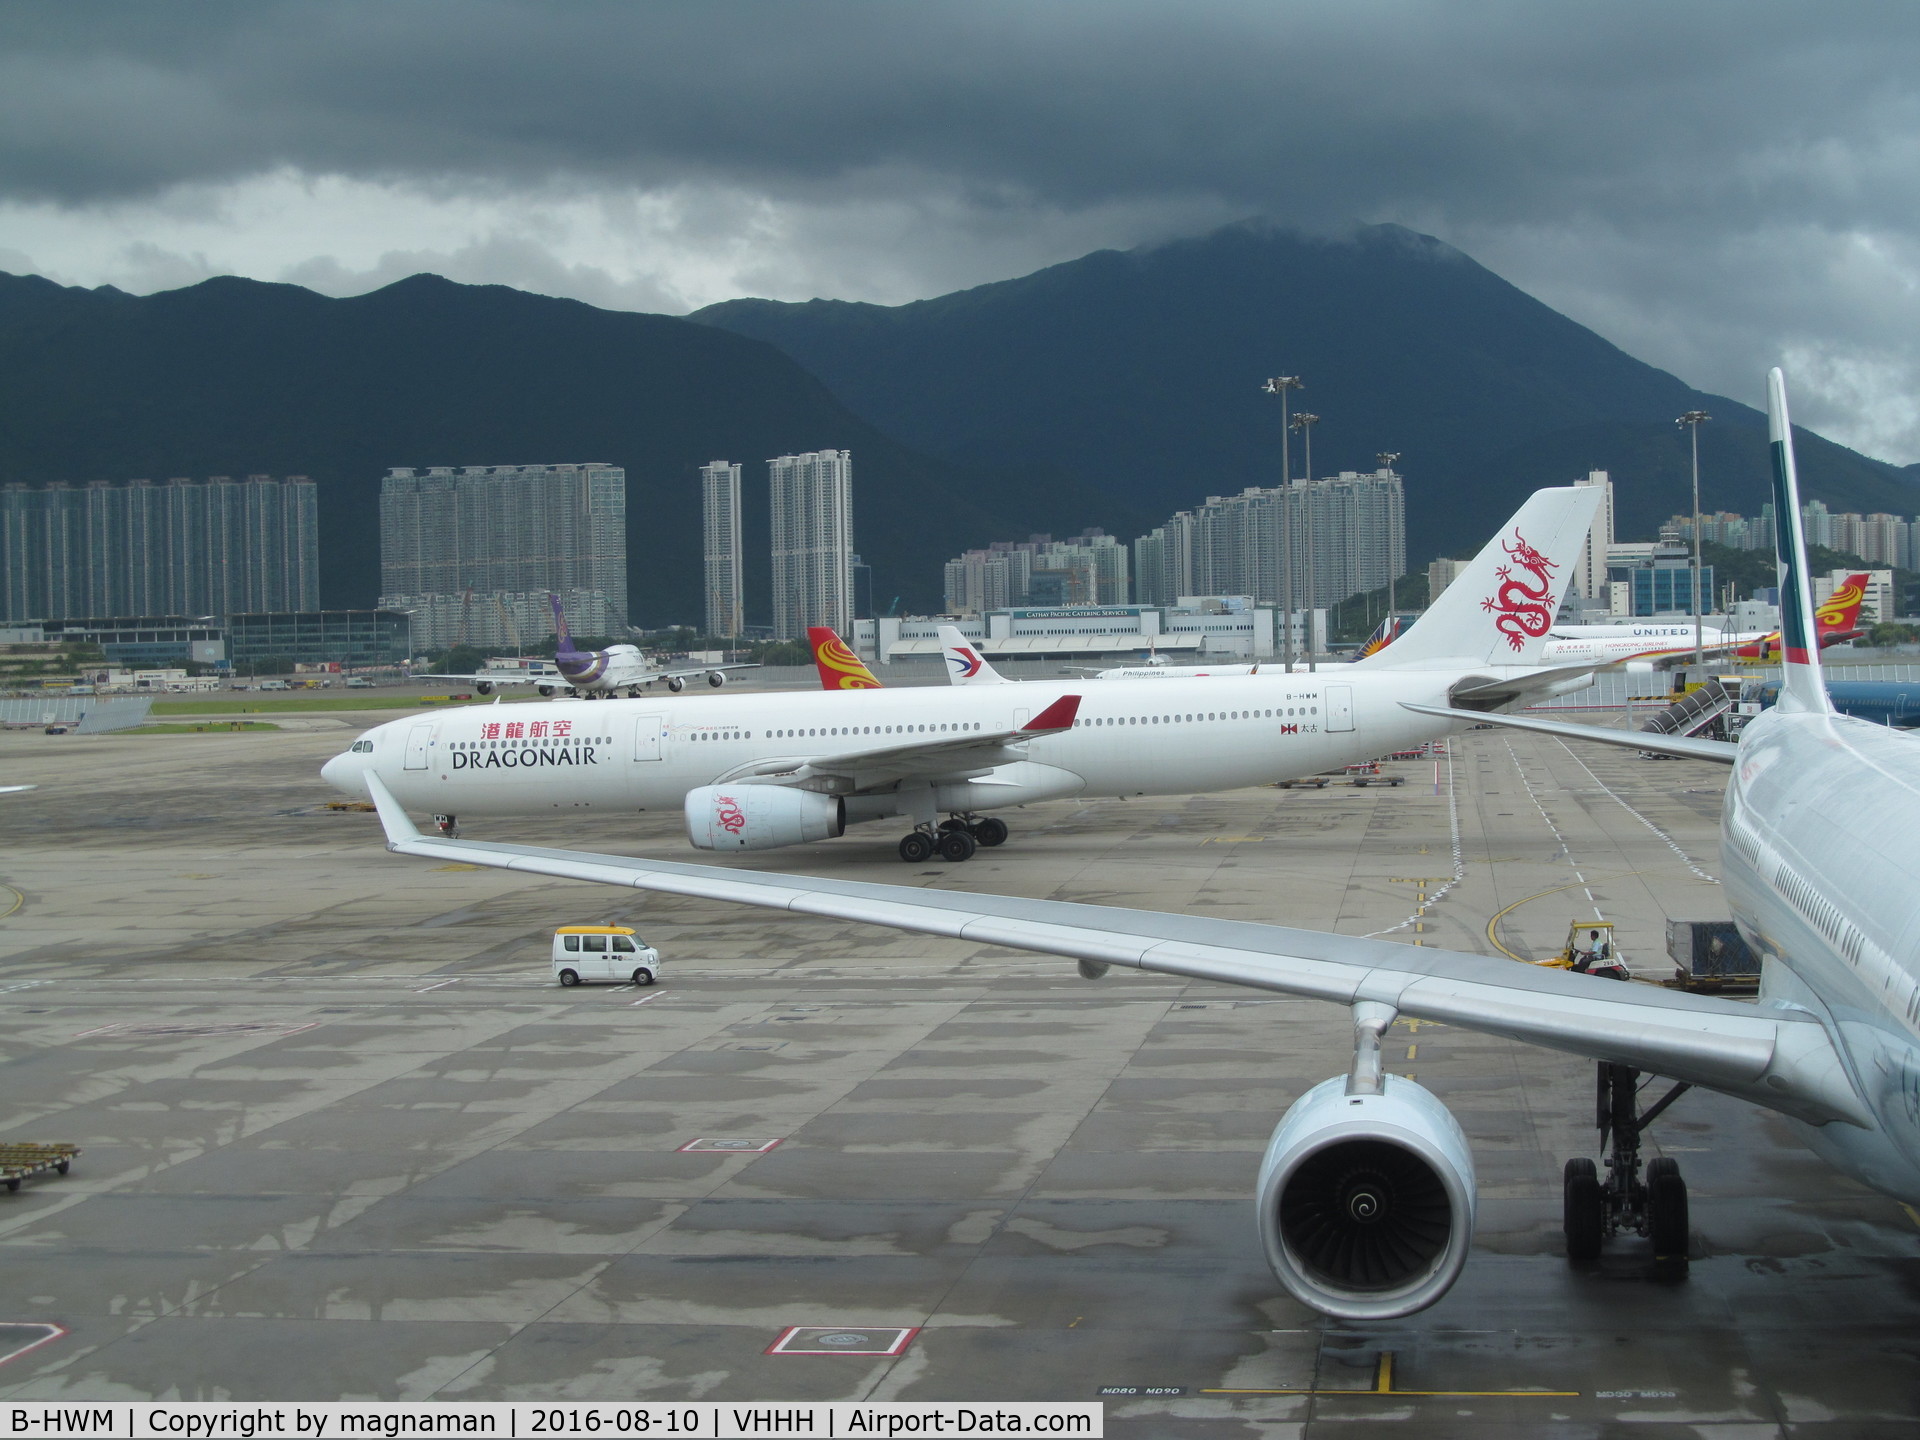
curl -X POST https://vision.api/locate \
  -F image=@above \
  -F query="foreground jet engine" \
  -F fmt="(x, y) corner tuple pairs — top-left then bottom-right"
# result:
(1257, 1073), (1476, 1319)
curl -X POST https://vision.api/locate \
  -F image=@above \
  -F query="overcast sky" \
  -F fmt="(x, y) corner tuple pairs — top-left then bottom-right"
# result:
(7, 2), (1920, 460)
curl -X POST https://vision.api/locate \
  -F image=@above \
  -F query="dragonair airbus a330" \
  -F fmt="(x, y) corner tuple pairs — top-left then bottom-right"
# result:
(347, 371), (1920, 1324)
(324, 486), (1602, 863)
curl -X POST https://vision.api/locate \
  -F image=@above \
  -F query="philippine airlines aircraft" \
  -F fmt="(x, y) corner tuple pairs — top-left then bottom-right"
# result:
(325, 486), (1601, 864)
(352, 372), (1920, 1323)
(441, 595), (756, 698)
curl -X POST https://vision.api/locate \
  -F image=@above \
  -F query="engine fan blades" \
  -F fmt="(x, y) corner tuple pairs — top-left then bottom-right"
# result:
(1279, 1139), (1453, 1291)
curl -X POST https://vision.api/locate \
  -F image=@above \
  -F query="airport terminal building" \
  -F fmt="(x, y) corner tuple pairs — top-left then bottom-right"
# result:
(855, 597), (1327, 666)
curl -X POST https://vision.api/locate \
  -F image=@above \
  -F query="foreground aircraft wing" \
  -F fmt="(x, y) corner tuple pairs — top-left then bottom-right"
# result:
(1401, 702), (1740, 763)
(713, 695), (1082, 789)
(361, 772), (1860, 1130)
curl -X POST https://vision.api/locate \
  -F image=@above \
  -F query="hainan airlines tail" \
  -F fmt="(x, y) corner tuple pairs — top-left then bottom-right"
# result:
(1355, 486), (1603, 671)
(807, 628), (883, 690)
(938, 625), (1012, 686)
(1767, 368), (1836, 715)
(1731, 571), (1869, 661)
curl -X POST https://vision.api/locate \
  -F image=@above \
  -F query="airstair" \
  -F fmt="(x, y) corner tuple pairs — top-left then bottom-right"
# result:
(1639, 678), (1736, 748)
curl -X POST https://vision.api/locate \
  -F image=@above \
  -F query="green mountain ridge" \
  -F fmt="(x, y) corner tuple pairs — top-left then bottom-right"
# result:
(695, 219), (1918, 559)
(0, 270), (1138, 623)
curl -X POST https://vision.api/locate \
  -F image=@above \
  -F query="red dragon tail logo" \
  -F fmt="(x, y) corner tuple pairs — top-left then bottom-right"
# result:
(1480, 530), (1559, 652)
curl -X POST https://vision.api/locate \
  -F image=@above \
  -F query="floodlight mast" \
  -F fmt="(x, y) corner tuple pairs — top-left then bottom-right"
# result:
(1378, 452), (1401, 622)
(1292, 411), (1321, 670)
(1263, 376), (1305, 669)
(1677, 411), (1711, 665)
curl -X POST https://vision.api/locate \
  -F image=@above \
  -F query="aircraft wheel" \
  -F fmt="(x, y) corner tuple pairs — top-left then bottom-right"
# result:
(973, 817), (1009, 847)
(632, 968), (655, 987)
(936, 828), (978, 863)
(558, 969), (581, 987)
(1646, 1157), (1689, 1259)
(1563, 1157), (1604, 1261)
(898, 831), (935, 864)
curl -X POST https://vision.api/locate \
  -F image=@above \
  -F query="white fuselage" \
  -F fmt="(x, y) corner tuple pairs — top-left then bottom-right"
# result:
(1720, 707), (1920, 1201)
(328, 671), (1467, 825)
(1541, 622), (1761, 667)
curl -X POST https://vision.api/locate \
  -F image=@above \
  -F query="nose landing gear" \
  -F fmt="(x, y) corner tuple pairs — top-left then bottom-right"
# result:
(1563, 1062), (1691, 1263)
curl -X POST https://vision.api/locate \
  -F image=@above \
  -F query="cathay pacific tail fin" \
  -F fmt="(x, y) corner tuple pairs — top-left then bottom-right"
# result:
(1768, 369), (1835, 714)
(1355, 485), (1602, 670)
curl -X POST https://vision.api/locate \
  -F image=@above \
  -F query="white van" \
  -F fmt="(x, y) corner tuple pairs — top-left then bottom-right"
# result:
(553, 925), (660, 987)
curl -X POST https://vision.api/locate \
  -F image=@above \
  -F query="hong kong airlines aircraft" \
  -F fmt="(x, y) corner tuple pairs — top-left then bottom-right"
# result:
(325, 487), (1601, 863)
(1539, 575), (1868, 668)
(353, 372), (1920, 1324)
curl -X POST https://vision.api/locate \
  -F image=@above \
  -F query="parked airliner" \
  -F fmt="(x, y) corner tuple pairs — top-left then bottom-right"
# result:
(354, 371), (1920, 1325)
(1540, 575), (1867, 668)
(324, 487), (1601, 863)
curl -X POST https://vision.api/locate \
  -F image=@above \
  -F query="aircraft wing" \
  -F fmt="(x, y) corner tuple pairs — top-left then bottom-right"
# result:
(1401, 702), (1739, 763)
(710, 694), (1082, 790)
(360, 772), (1863, 1131)
(428, 673), (541, 686)
(1446, 663), (1601, 709)
(656, 663), (760, 680)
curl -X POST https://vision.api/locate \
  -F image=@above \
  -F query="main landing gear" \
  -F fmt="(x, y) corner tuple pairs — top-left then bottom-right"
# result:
(1563, 1061), (1691, 1263)
(896, 816), (1009, 863)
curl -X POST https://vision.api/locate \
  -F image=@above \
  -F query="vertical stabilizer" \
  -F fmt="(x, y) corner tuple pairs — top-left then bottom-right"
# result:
(1768, 369), (1835, 714)
(550, 593), (580, 657)
(937, 625), (1012, 685)
(1356, 486), (1602, 669)
(808, 627), (883, 690)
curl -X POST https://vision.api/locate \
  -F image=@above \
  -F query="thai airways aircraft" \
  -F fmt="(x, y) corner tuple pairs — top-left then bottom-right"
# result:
(352, 371), (1920, 1322)
(440, 595), (756, 698)
(324, 486), (1601, 863)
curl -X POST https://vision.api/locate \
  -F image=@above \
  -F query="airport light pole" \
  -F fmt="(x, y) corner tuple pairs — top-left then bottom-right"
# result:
(1292, 411), (1321, 670)
(1263, 376), (1305, 668)
(1377, 451), (1401, 623)
(1677, 410), (1711, 666)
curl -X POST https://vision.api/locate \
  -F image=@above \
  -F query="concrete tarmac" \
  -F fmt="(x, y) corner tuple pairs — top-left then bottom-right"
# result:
(1, 714), (1917, 1434)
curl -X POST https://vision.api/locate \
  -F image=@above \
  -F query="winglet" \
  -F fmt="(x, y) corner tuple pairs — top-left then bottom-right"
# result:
(1023, 695), (1082, 733)
(365, 772), (425, 850)
(808, 627), (883, 690)
(1767, 369), (1834, 715)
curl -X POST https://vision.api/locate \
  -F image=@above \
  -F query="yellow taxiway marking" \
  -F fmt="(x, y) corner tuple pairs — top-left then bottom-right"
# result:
(1207, 1351), (1579, 1398)
(1405, 1045), (1417, 1061)
(1203, 836), (1268, 844)
(1484, 880), (1595, 962)
(0, 885), (22, 921)
(1902, 1203), (1920, 1232)
(433, 863), (485, 872)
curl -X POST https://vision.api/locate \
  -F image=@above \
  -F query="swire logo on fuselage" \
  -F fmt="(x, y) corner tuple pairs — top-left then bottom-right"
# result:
(715, 795), (746, 832)
(452, 745), (600, 771)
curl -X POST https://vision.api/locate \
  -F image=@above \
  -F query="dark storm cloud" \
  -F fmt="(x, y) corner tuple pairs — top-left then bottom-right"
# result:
(4, 0), (1919, 232)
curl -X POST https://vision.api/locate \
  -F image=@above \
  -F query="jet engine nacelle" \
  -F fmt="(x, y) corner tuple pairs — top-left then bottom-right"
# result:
(475, 681), (494, 696)
(667, 677), (686, 693)
(706, 671), (728, 688)
(1257, 1074), (1475, 1320)
(685, 785), (845, 851)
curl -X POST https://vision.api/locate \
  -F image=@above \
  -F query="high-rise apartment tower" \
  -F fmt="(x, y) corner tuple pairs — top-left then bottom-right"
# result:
(1, 474), (318, 622)
(768, 450), (854, 640)
(701, 461), (744, 638)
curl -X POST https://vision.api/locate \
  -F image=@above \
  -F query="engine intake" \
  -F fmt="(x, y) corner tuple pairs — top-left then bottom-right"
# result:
(685, 785), (844, 851)
(1257, 1074), (1475, 1319)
